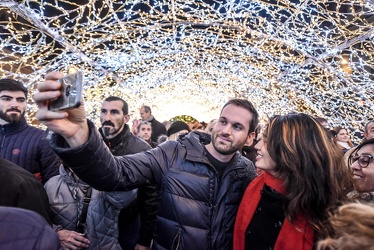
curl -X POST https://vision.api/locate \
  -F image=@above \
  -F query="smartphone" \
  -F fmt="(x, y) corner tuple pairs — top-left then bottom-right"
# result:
(48, 71), (83, 111)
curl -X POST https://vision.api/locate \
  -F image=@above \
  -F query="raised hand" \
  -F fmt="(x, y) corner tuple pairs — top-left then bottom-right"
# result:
(33, 71), (89, 147)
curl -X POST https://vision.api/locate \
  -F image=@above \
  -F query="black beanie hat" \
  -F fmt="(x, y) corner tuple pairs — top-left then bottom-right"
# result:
(167, 121), (191, 137)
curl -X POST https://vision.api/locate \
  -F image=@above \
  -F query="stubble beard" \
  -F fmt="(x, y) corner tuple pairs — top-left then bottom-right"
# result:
(211, 132), (243, 156)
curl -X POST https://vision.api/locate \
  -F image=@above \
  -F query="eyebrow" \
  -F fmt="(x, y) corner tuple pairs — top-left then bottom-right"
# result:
(0, 95), (25, 99)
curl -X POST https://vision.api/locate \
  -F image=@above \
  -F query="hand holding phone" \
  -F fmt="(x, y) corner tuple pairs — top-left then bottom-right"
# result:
(48, 71), (83, 111)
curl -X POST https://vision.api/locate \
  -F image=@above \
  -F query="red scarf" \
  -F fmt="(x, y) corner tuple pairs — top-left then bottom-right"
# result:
(234, 172), (314, 250)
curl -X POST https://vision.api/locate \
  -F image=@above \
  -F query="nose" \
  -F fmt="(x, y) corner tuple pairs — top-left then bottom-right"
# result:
(350, 160), (361, 171)
(221, 124), (232, 135)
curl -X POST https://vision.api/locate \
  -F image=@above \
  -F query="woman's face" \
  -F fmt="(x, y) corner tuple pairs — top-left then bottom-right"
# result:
(350, 144), (374, 192)
(336, 129), (350, 143)
(254, 136), (278, 176)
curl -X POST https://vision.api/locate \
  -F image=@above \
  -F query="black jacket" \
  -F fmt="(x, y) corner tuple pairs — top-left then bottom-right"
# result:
(99, 124), (159, 247)
(0, 117), (61, 184)
(149, 117), (166, 142)
(0, 158), (53, 224)
(52, 120), (256, 250)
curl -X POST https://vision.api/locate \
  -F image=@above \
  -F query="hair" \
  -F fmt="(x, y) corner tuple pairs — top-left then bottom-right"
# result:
(221, 99), (259, 135)
(137, 121), (152, 133)
(0, 79), (28, 98)
(104, 96), (128, 115)
(263, 113), (350, 239)
(315, 117), (328, 125)
(365, 119), (374, 133)
(332, 126), (354, 147)
(317, 202), (374, 250)
(141, 105), (151, 113)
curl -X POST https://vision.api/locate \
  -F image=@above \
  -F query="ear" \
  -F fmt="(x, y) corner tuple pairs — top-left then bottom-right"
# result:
(245, 132), (255, 146)
(124, 114), (130, 123)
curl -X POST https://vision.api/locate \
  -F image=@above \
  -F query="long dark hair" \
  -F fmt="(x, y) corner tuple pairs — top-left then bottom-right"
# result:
(263, 113), (350, 239)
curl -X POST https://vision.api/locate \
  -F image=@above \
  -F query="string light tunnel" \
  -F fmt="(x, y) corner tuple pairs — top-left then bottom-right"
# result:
(0, 0), (373, 142)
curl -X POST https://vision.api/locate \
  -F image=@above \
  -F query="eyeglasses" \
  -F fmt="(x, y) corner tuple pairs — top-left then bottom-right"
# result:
(349, 154), (374, 168)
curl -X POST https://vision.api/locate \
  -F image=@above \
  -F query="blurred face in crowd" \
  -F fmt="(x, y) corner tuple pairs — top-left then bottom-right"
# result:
(140, 106), (150, 120)
(364, 122), (374, 140)
(336, 128), (350, 143)
(138, 123), (152, 142)
(100, 100), (129, 139)
(350, 143), (374, 192)
(0, 90), (26, 125)
(254, 133), (277, 176)
(208, 104), (254, 161)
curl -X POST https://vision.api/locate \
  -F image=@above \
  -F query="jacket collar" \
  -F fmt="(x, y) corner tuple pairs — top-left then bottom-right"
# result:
(0, 117), (28, 134)
(99, 124), (130, 148)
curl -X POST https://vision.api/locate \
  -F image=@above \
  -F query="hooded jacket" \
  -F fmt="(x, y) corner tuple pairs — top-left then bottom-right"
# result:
(51, 120), (256, 250)
(0, 117), (61, 184)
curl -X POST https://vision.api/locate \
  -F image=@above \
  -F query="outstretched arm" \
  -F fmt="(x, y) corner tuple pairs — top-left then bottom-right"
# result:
(33, 71), (89, 147)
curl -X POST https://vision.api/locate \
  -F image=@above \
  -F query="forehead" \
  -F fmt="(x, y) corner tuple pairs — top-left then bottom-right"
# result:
(140, 124), (152, 129)
(367, 122), (374, 131)
(358, 144), (374, 155)
(101, 100), (123, 110)
(220, 104), (253, 126)
(0, 90), (26, 98)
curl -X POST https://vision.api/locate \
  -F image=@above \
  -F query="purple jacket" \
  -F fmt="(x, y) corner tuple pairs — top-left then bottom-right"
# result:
(0, 206), (60, 250)
(0, 117), (61, 184)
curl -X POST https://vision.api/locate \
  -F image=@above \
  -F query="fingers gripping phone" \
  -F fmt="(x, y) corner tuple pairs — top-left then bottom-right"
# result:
(48, 71), (83, 111)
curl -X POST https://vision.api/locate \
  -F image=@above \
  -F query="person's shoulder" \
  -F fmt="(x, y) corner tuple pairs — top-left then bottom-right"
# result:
(0, 158), (38, 182)
(0, 206), (60, 250)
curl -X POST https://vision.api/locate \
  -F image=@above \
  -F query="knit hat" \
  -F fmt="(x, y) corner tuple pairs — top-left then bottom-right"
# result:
(167, 121), (191, 137)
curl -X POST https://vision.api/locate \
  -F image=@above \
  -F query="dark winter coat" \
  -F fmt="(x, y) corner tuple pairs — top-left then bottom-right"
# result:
(0, 117), (61, 184)
(52, 120), (256, 250)
(99, 124), (159, 247)
(0, 206), (60, 250)
(0, 158), (53, 224)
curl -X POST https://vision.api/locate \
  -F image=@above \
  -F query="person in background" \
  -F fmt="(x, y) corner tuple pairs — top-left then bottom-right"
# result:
(139, 105), (166, 142)
(347, 138), (374, 201)
(316, 202), (374, 250)
(234, 113), (350, 250)
(331, 126), (354, 153)
(0, 78), (61, 184)
(0, 157), (53, 225)
(45, 164), (137, 249)
(99, 96), (158, 250)
(166, 120), (191, 141)
(314, 117), (328, 129)
(204, 119), (217, 135)
(344, 119), (374, 168)
(137, 121), (158, 148)
(33, 75), (258, 250)
(0, 206), (60, 250)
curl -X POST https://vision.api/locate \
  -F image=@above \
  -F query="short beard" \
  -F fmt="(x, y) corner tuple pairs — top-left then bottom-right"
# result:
(0, 110), (24, 124)
(211, 132), (243, 155)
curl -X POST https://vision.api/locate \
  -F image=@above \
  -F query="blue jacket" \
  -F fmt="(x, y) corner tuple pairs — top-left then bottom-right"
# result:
(51, 121), (257, 250)
(0, 117), (61, 184)
(0, 206), (60, 250)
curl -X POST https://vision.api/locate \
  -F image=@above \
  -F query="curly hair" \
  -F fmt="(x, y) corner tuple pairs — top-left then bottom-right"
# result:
(317, 202), (374, 250)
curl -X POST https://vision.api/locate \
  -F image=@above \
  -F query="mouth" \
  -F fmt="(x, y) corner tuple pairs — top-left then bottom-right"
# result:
(352, 172), (364, 179)
(255, 153), (263, 161)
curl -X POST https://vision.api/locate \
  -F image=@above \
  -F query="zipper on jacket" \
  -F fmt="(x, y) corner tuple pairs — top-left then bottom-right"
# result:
(172, 228), (182, 250)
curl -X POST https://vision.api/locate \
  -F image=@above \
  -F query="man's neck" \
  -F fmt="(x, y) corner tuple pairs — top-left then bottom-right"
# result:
(205, 143), (234, 163)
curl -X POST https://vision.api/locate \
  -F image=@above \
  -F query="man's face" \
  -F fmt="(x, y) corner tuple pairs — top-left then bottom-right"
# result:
(137, 123), (152, 141)
(210, 104), (254, 156)
(140, 107), (150, 120)
(364, 122), (374, 140)
(0, 90), (27, 125)
(100, 100), (129, 139)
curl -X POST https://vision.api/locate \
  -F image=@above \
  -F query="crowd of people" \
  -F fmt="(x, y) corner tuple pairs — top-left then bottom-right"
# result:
(0, 74), (373, 250)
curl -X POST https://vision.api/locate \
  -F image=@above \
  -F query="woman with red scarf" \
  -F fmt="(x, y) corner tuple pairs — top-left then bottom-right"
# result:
(234, 113), (350, 250)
